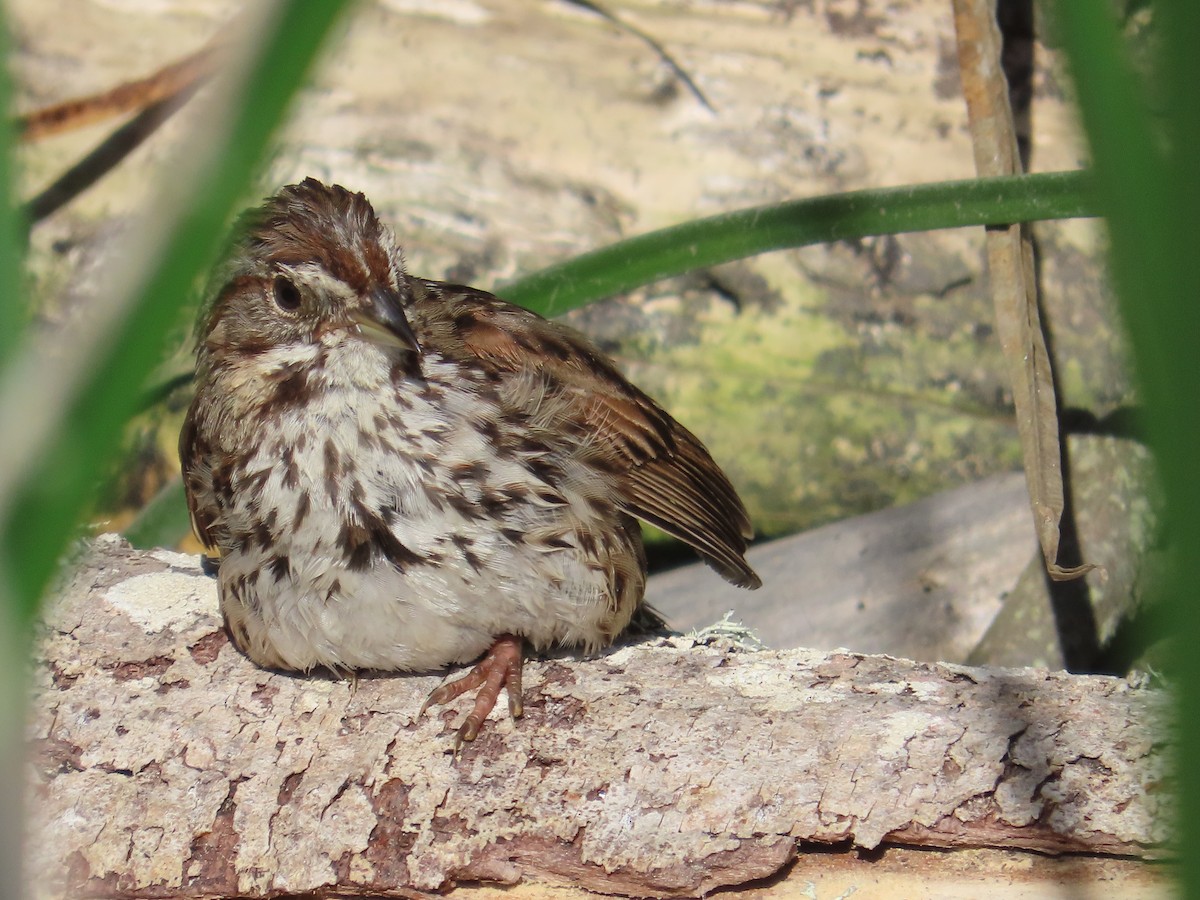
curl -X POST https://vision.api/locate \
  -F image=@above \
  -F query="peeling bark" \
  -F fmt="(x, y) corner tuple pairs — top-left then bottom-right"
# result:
(26, 537), (1168, 898)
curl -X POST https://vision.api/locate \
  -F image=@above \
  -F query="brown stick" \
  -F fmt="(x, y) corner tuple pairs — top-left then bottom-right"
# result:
(23, 83), (204, 225)
(16, 44), (218, 143)
(950, 0), (1091, 581)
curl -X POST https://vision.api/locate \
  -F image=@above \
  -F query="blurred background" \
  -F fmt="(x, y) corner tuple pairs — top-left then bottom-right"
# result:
(6, 0), (1152, 672)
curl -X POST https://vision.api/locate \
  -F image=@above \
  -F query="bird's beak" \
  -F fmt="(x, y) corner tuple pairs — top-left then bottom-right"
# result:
(351, 287), (420, 353)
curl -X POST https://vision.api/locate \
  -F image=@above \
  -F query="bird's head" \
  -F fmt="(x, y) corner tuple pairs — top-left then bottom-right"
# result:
(198, 178), (421, 366)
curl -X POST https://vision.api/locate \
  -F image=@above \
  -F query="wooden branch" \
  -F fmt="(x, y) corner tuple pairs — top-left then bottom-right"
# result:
(952, 0), (1092, 582)
(24, 85), (204, 225)
(16, 44), (217, 143)
(27, 537), (1168, 898)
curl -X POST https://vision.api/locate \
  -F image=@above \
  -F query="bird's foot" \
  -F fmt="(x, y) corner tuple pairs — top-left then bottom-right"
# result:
(421, 634), (524, 750)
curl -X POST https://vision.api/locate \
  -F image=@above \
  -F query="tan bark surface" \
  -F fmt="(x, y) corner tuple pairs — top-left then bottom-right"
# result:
(27, 537), (1168, 898)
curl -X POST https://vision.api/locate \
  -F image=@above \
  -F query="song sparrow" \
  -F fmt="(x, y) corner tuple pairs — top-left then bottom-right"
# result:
(181, 179), (760, 745)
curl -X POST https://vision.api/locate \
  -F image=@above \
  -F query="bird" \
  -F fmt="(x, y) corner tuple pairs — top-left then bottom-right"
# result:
(180, 178), (760, 746)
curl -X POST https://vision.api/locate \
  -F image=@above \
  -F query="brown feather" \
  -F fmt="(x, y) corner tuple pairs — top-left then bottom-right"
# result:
(412, 279), (760, 589)
(178, 412), (218, 552)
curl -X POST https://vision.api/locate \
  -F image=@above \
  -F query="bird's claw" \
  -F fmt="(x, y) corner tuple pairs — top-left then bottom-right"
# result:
(419, 634), (525, 750)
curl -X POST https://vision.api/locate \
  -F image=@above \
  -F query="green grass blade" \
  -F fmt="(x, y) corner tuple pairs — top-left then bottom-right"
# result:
(1050, 0), (1199, 882)
(502, 169), (1097, 315)
(123, 478), (190, 550)
(130, 167), (1100, 552)
(0, 14), (27, 900)
(0, 1), (352, 625)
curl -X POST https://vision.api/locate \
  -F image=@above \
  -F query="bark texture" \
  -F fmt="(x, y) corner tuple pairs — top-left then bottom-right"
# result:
(27, 537), (1168, 898)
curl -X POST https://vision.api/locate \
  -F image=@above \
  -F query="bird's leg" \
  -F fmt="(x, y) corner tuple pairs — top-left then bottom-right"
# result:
(421, 634), (524, 747)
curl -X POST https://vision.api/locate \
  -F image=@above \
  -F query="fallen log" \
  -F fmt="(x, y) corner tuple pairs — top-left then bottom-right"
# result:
(26, 536), (1169, 898)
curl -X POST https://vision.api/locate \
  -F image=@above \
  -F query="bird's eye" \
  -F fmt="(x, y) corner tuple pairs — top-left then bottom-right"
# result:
(272, 275), (303, 312)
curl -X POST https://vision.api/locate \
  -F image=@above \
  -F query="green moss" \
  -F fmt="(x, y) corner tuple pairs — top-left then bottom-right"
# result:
(628, 272), (1022, 538)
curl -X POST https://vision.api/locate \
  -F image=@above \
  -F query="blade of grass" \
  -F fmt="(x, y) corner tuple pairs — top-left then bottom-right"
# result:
(0, 13), (29, 900)
(1049, 0), (1199, 881)
(137, 167), (1099, 413)
(0, 1), (352, 626)
(123, 476), (191, 551)
(0, 12), (27, 900)
(501, 168), (1098, 315)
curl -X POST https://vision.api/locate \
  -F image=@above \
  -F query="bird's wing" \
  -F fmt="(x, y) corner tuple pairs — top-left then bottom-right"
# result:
(414, 280), (760, 589)
(178, 409), (221, 553)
